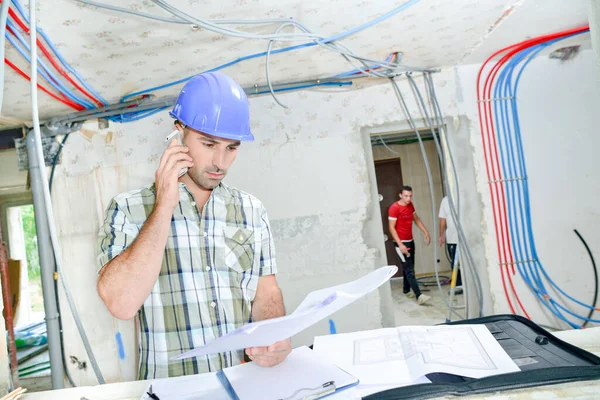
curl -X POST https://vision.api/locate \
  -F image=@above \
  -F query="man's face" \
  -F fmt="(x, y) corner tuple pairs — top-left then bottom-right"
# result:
(182, 127), (240, 190)
(399, 190), (413, 204)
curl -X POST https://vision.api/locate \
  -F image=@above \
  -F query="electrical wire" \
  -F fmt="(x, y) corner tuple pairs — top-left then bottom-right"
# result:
(119, 1), (424, 103)
(28, 0), (105, 384)
(573, 229), (598, 328)
(390, 77), (463, 321)
(478, 26), (597, 328)
(407, 73), (485, 317)
(0, 0), (10, 113)
(6, 5), (104, 106)
(73, 0), (294, 26)
(47, 131), (78, 387)
(4, 58), (84, 110)
(11, 0), (107, 105)
(5, 20), (96, 109)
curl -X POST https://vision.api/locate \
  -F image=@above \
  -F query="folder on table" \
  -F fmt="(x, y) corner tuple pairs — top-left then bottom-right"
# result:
(217, 346), (359, 400)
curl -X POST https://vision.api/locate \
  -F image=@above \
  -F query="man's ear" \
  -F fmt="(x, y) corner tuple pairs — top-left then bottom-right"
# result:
(174, 122), (186, 141)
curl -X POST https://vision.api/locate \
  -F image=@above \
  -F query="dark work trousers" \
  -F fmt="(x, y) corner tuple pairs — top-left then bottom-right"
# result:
(447, 243), (462, 286)
(395, 240), (421, 298)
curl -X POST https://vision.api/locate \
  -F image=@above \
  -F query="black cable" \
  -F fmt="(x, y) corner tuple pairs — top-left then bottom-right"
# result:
(49, 133), (70, 192)
(573, 229), (598, 328)
(48, 133), (76, 387)
(416, 275), (451, 287)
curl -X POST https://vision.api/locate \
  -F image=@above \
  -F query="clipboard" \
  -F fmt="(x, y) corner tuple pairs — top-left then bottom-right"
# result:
(217, 346), (359, 400)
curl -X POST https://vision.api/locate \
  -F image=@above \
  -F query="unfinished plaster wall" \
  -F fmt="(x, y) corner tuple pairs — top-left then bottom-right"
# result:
(49, 71), (457, 385)
(455, 49), (600, 328)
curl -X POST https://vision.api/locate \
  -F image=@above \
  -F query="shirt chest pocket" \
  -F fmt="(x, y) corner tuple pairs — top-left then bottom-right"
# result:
(221, 226), (255, 274)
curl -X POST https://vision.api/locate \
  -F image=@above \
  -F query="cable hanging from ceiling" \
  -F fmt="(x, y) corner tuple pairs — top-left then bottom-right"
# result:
(2, 0), (430, 124)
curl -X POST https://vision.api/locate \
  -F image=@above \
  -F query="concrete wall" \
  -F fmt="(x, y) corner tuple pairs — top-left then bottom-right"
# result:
(49, 73), (459, 385)
(44, 46), (598, 385)
(0, 150), (27, 196)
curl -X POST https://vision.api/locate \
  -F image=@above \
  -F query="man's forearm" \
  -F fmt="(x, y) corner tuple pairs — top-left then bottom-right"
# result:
(252, 286), (285, 321)
(440, 219), (446, 238)
(98, 204), (173, 320)
(415, 218), (429, 235)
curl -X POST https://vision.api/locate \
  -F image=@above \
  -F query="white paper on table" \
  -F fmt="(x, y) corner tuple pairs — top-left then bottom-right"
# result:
(313, 325), (520, 386)
(172, 266), (397, 360)
(222, 346), (358, 400)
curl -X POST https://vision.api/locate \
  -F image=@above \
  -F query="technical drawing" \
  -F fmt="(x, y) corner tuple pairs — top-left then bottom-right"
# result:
(353, 327), (496, 370)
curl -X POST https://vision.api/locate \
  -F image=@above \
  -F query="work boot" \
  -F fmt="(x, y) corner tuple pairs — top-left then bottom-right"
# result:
(417, 294), (431, 305)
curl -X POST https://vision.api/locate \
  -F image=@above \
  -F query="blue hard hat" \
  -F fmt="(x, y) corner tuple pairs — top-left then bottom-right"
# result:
(169, 72), (254, 141)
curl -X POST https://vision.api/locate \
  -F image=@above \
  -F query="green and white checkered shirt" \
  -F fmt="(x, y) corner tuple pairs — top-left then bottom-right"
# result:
(97, 182), (277, 379)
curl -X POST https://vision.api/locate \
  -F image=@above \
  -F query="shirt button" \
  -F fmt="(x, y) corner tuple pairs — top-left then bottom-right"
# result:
(191, 201), (196, 207)
(211, 302), (216, 308)
(205, 266), (211, 272)
(203, 232), (207, 237)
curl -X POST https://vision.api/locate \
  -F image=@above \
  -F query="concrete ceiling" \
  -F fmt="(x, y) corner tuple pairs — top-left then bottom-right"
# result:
(1, 0), (592, 124)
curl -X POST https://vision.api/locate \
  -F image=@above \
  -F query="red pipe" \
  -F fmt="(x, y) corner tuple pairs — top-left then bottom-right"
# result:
(5, 58), (85, 111)
(3, 3), (105, 107)
(477, 25), (589, 317)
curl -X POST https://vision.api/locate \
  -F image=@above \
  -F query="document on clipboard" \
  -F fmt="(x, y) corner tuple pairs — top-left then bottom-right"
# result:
(217, 346), (359, 400)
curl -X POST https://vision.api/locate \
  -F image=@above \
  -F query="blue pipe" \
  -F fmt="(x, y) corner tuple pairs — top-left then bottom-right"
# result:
(11, 0), (107, 105)
(492, 30), (593, 327)
(5, 20), (95, 109)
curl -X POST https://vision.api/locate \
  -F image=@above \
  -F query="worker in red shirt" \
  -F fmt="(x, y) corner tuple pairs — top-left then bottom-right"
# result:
(388, 186), (432, 305)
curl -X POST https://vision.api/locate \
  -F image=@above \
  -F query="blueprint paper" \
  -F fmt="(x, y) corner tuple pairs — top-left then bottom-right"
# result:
(172, 266), (397, 360)
(313, 325), (520, 385)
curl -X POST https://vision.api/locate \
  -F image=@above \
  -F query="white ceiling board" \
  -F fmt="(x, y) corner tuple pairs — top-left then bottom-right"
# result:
(0, 0), (591, 122)
(462, 0), (591, 64)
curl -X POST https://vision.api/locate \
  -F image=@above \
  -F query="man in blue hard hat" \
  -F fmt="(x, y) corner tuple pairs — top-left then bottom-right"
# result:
(96, 72), (291, 379)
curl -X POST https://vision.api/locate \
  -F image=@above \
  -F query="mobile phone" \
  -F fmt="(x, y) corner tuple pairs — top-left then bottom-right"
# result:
(165, 129), (188, 178)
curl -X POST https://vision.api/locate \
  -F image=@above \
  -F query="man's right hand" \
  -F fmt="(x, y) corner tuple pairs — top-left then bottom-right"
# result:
(439, 234), (445, 247)
(398, 242), (410, 255)
(155, 138), (194, 210)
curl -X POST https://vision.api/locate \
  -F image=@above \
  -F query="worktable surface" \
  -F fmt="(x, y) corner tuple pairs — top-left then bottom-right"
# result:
(20, 326), (600, 400)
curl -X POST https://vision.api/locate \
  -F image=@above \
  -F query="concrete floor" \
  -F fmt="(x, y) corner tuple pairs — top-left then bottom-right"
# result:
(390, 276), (465, 327)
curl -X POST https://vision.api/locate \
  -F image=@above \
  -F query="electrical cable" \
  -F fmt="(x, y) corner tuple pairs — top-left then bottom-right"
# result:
(573, 229), (598, 328)
(28, 0), (105, 384)
(478, 26), (596, 328)
(11, 0), (107, 105)
(389, 77), (463, 321)
(5, 20), (96, 109)
(73, 0), (295, 26)
(47, 132), (77, 387)
(119, 1), (424, 103)
(407, 73), (485, 317)
(6, 4), (104, 106)
(4, 58), (84, 110)
(150, 0), (420, 43)
(423, 72), (472, 318)
(0, 0), (10, 114)
(266, 22), (296, 108)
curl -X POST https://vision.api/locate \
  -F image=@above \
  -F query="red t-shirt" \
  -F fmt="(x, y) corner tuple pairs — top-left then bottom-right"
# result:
(388, 202), (415, 241)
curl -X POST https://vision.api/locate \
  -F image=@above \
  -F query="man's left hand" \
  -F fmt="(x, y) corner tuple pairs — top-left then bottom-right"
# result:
(424, 232), (431, 245)
(245, 338), (292, 367)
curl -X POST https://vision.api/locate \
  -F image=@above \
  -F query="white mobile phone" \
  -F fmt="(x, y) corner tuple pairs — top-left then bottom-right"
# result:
(165, 129), (188, 178)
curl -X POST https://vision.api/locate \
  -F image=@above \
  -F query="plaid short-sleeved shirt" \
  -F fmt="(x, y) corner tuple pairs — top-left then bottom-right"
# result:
(97, 182), (277, 380)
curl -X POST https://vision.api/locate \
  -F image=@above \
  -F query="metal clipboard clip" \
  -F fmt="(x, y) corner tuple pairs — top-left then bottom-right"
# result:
(278, 381), (336, 400)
